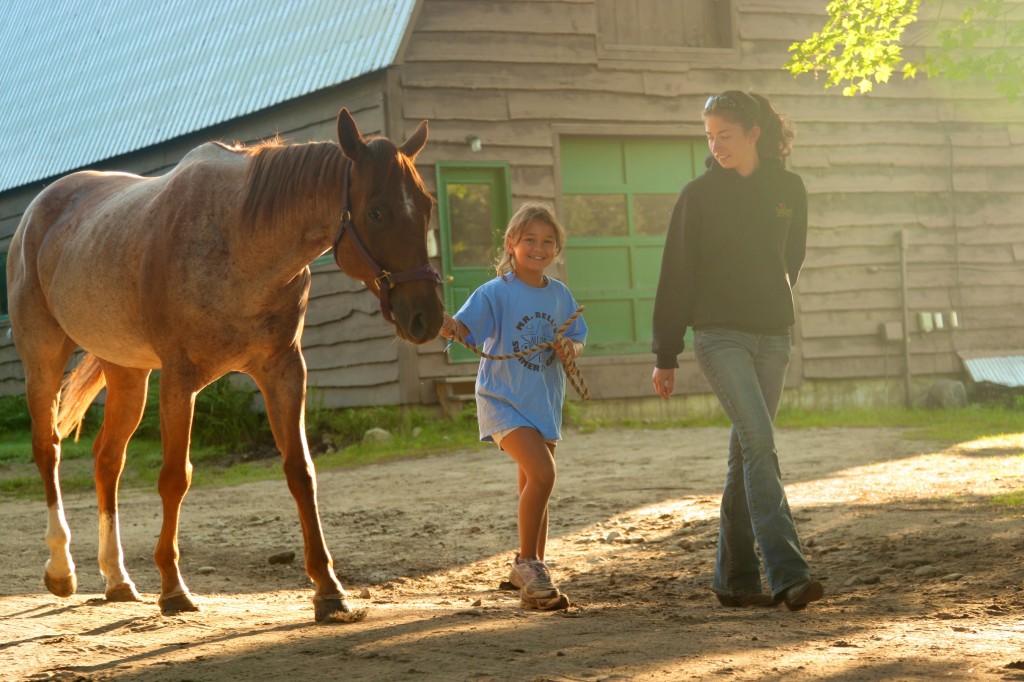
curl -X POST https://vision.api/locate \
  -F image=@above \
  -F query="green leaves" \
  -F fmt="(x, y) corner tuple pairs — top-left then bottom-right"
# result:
(786, 0), (922, 96)
(786, 0), (1024, 101)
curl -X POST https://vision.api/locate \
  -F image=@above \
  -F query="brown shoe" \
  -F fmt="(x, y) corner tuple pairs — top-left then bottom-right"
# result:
(782, 580), (823, 611)
(716, 592), (775, 608)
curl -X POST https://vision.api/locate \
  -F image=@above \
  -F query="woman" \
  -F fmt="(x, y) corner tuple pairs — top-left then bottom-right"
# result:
(651, 90), (822, 610)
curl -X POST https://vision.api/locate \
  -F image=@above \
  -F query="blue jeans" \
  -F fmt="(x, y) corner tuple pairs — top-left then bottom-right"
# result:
(694, 329), (810, 599)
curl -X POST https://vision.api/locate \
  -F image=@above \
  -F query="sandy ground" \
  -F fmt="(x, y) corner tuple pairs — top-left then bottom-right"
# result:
(2, 425), (1023, 682)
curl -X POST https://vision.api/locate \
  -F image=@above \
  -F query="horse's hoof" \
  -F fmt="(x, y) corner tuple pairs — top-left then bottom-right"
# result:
(314, 595), (368, 624)
(44, 571), (77, 598)
(159, 592), (200, 615)
(106, 582), (143, 602)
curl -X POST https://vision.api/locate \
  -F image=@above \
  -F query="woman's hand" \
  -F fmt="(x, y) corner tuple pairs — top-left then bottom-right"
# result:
(652, 367), (675, 400)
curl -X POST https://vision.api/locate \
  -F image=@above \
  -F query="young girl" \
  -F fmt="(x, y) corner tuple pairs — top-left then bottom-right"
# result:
(652, 91), (822, 610)
(439, 203), (587, 610)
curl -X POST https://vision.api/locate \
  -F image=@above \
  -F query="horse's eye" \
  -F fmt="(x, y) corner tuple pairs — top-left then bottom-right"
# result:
(367, 207), (383, 222)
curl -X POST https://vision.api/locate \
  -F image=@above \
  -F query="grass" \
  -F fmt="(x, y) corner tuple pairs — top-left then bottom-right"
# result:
(776, 405), (1024, 444)
(1, 395), (1020, 501)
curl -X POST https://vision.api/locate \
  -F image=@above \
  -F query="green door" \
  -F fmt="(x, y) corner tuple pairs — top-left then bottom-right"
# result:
(436, 163), (512, 363)
(561, 138), (703, 356)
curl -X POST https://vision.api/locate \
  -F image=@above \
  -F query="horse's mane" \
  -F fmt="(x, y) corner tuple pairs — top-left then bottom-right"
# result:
(240, 136), (431, 229)
(240, 138), (347, 228)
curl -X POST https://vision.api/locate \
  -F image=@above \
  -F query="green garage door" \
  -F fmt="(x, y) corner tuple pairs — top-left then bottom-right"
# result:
(561, 138), (703, 356)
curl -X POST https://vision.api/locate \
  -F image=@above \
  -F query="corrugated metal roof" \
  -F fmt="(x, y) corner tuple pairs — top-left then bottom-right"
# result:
(959, 351), (1024, 388)
(0, 0), (417, 193)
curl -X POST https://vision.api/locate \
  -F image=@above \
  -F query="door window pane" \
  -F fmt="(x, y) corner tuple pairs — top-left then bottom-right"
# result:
(563, 194), (628, 237)
(447, 183), (494, 267)
(633, 194), (678, 236)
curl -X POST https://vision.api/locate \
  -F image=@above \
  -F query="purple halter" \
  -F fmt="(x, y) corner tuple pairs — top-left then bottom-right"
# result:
(331, 160), (441, 325)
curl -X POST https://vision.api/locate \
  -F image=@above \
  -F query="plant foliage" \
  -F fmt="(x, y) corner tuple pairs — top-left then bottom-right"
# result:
(786, 0), (1024, 101)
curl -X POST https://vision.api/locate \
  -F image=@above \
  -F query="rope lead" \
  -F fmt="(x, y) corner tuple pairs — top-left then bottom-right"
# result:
(447, 305), (590, 400)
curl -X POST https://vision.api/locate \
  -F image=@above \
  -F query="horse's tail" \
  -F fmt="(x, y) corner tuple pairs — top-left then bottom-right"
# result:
(56, 353), (106, 442)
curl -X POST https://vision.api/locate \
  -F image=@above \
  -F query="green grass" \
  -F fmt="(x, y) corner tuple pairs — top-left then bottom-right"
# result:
(2, 397), (1020, 501)
(991, 489), (1024, 509)
(775, 405), (1024, 444)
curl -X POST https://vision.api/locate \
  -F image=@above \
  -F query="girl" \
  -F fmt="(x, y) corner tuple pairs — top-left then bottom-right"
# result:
(651, 91), (822, 610)
(440, 203), (587, 610)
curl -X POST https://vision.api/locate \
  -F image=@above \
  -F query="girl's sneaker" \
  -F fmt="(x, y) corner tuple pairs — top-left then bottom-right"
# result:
(510, 556), (566, 610)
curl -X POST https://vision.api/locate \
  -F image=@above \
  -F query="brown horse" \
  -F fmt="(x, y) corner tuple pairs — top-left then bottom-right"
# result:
(6, 108), (443, 622)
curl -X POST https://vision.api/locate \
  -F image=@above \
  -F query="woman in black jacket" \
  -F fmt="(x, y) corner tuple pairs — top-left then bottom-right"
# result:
(651, 91), (822, 611)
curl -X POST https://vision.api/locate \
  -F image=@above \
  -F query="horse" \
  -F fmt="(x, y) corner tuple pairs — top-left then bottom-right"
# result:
(6, 108), (444, 623)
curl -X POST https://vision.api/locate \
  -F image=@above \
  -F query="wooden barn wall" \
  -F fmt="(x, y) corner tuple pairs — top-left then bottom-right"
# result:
(0, 77), (410, 407)
(401, 0), (1024, 402)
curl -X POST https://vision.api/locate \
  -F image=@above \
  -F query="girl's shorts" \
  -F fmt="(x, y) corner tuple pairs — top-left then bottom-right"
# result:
(491, 427), (558, 449)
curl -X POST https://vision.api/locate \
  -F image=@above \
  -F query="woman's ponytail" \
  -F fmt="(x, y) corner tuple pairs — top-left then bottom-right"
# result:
(749, 93), (794, 160)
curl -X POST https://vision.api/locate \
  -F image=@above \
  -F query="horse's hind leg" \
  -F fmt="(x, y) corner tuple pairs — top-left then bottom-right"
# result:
(93, 363), (150, 602)
(19, 336), (79, 597)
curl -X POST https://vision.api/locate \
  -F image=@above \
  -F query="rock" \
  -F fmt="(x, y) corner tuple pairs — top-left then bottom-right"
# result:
(913, 564), (941, 577)
(268, 550), (296, 565)
(359, 587), (372, 599)
(923, 379), (968, 409)
(196, 566), (217, 575)
(942, 573), (964, 582)
(604, 531), (621, 543)
(363, 427), (392, 444)
(844, 576), (864, 587)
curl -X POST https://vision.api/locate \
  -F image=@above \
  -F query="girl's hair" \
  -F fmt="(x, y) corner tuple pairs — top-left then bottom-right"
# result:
(494, 202), (567, 278)
(702, 90), (795, 160)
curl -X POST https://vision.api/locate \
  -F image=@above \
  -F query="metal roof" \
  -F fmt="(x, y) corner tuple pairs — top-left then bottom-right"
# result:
(0, 0), (417, 193)
(959, 351), (1024, 388)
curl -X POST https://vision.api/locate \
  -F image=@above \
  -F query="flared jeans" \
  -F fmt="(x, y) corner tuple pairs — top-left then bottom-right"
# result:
(694, 329), (811, 599)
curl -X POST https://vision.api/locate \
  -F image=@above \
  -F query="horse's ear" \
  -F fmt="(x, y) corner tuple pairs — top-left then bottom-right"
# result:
(337, 108), (367, 163)
(398, 120), (429, 161)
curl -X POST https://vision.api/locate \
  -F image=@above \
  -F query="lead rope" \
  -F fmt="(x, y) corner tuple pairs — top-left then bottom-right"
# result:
(446, 306), (590, 401)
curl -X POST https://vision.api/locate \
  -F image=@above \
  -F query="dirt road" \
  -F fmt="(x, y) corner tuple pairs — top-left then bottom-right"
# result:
(2, 426), (1023, 681)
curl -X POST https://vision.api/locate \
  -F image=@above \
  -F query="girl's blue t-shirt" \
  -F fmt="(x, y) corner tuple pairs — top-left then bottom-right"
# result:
(454, 274), (588, 442)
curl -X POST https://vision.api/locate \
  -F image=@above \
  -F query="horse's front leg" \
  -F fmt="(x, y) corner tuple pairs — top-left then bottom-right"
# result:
(153, 366), (201, 615)
(251, 349), (366, 623)
(93, 363), (150, 602)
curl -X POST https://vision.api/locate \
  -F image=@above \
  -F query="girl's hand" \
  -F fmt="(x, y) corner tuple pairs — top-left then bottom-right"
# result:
(555, 337), (583, 362)
(439, 313), (458, 340)
(652, 367), (675, 400)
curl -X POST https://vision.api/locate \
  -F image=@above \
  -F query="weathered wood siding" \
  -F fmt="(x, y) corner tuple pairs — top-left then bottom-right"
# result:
(3, 0), (1021, 408)
(400, 0), (1024, 401)
(0, 79), (407, 405)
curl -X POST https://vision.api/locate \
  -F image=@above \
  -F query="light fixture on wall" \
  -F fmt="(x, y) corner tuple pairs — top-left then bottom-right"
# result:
(465, 134), (482, 153)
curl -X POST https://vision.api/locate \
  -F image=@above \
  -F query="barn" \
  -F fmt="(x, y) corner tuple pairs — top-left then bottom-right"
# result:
(2, 0), (1022, 415)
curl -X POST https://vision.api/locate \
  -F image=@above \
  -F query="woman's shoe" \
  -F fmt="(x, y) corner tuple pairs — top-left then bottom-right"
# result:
(716, 592), (775, 608)
(781, 580), (824, 611)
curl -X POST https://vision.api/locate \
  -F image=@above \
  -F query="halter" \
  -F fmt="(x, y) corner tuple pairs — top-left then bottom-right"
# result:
(331, 159), (441, 325)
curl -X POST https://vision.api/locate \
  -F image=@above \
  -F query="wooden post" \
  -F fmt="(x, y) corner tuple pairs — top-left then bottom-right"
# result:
(899, 230), (913, 408)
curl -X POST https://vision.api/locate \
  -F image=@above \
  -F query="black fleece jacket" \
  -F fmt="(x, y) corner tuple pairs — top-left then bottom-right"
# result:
(652, 156), (807, 369)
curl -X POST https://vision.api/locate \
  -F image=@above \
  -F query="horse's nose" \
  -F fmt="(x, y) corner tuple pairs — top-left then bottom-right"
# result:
(407, 311), (428, 343)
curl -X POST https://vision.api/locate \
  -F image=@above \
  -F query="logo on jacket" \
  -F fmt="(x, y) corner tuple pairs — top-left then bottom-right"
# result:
(775, 202), (793, 219)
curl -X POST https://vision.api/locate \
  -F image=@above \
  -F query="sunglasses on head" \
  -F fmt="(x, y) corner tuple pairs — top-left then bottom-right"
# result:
(704, 95), (742, 111)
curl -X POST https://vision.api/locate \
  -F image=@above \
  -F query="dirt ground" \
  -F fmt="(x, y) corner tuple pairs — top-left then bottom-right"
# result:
(2, 425), (1023, 682)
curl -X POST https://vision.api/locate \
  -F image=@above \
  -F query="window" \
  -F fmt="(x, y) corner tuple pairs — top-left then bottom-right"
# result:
(596, 0), (734, 61)
(435, 162), (512, 363)
(560, 137), (704, 355)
